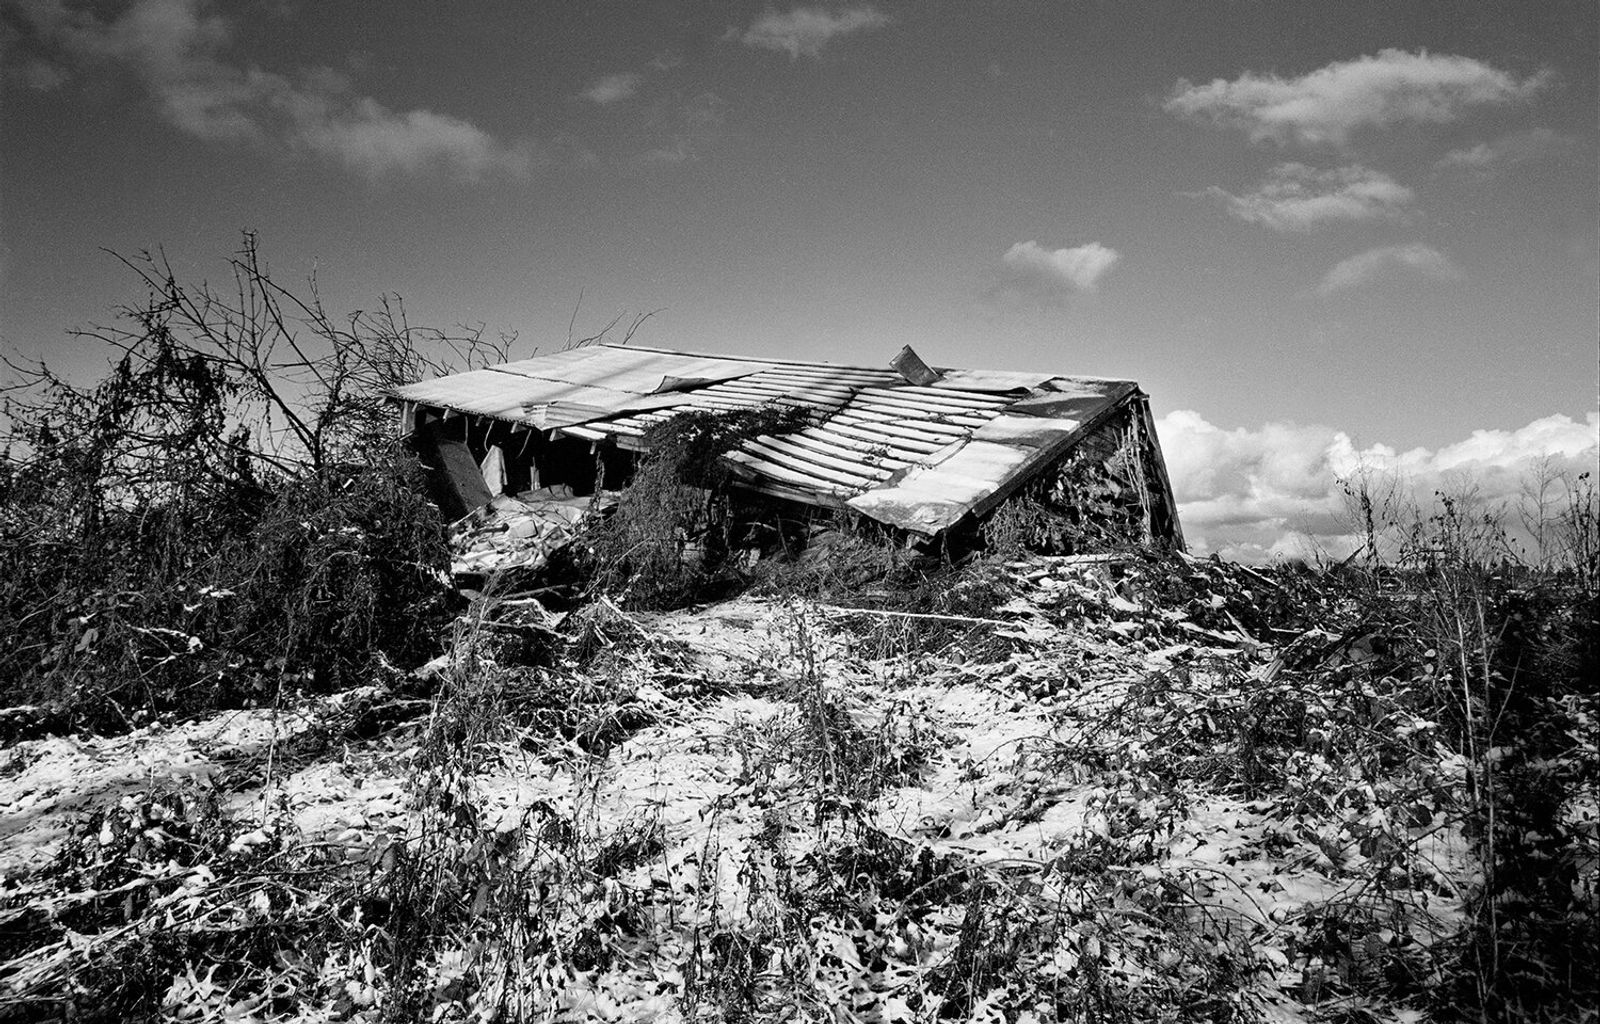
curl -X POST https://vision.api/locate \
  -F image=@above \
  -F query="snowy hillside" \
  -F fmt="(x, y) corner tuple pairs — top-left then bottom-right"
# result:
(3, 554), (1593, 1022)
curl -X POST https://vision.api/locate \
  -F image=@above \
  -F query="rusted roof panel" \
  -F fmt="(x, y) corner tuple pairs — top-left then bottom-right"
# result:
(391, 345), (783, 428)
(490, 347), (774, 393)
(390, 368), (550, 422)
(845, 440), (1035, 533)
(929, 368), (1058, 392)
(1009, 378), (1138, 420)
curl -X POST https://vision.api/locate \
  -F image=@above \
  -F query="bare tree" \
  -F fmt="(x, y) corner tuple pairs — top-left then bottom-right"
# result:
(3, 231), (512, 508)
(0, 234), (512, 721)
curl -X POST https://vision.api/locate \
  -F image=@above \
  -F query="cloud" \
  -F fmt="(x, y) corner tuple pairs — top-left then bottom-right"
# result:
(291, 94), (534, 180)
(4, 0), (530, 181)
(633, 90), (727, 167)
(12, 55), (69, 90)
(1436, 127), (1577, 178)
(1198, 163), (1414, 231)
(1157, 409), (1600, 563)
(580, 72), (642, 105)
(735, 6), (890, 60)
(1318, 243), (1462, 296)
(1165, 49), (1548, 146)
(997, 241), (1121, 298)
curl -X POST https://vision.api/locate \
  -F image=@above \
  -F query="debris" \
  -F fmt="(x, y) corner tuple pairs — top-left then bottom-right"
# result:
(448, 486), (613, 578)
(813, 605), (1017, 627)
(1, 553), (1590, 1022)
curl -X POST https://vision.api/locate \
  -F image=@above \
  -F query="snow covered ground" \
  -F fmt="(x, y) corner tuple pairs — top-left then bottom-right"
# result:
(0, 558), (1573, 1022)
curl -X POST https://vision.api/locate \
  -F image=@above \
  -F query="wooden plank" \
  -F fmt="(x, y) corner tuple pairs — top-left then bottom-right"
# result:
(720, 378), (857, 398)
(835, 405), (969, 431)
(598, 407), (944, 460)
(749, 366), (897, 384)
(856, 385), (1007, 412)
(1136, 396), (1186, 551)
(851, 385), (998, 409)
(817, 421), (945, 456)
(746, 434), (895, 483)
(849, 390), (975, 416)
(561, 418), (648, 439)
(558, 424), (604, 441)
(713, 390), (850, 411)
(730, 477), (849, 510)
(683, 392), (819, 414)
(850, 397), (993, 427)
(832, 411), (969, 443)
(825, 416), (953, 451)
(741, 370), (877, 386)
(847, 391), (995, 419)
(900, 383), (1017, 406)
(858, 401), (996, 425)
(802, 426), (925, 460)
(741, 438), (884, 489)
(709, 382), (852, 407)
(675, 396), (766, 413)
(724, 451), (858, 496)
(825, 422), (947, 457)
(709, 386), (843, 406)
(789, 430), (913, 469)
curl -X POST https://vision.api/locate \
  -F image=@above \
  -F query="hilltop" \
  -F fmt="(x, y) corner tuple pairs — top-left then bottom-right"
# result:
(2, 551), (1594, 1023)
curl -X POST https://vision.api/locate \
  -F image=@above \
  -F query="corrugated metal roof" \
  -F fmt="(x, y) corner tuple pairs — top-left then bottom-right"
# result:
(391, 345), (782, 429)
(394, 343), (1146, 535)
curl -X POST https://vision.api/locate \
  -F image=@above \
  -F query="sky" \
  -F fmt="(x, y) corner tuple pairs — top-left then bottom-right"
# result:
(2, 1), (1596, 560)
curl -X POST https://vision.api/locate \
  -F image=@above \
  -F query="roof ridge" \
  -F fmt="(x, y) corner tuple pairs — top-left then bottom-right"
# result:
(594, 341), (906, 375)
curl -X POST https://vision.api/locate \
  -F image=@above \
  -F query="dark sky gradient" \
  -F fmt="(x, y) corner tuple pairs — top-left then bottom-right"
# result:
(2, 2), (1596, 557)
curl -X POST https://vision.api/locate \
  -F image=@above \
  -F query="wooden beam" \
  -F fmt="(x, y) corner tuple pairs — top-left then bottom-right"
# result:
(1137, 396), (1186, 551)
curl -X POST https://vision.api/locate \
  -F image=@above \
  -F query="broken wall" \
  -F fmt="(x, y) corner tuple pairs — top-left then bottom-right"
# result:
(978, 400), (1179, 555)
(409, 409), (638, 521)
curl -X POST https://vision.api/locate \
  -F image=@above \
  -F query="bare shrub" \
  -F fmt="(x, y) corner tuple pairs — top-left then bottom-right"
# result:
(0, 234), (497, 729)
(579, 405), (809, 609)
(1265, 472), (1600, 1020)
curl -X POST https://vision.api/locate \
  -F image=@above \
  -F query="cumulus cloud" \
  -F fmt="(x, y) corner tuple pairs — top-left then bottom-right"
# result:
(735, 6), (890, 60)
(1157, 409), (1600, 563)
(1165, 49), (1548, 146)
(580, 72), (642, 105)
(997, 241), (1121, 299)
(1436, 127), (1577, 178)
(4, 0), (530, 181)
(1317, 242), (1462, 295)
(1198, 163), (1414, 231)
(292, 95), (532, 180)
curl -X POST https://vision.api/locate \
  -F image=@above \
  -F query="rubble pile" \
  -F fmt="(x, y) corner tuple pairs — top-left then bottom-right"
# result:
(448, 486), (613, 578)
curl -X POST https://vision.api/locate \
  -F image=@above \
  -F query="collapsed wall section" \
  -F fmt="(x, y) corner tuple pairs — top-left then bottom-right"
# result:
(405, 406), (635, 521)
(976, 397), (1184, 554)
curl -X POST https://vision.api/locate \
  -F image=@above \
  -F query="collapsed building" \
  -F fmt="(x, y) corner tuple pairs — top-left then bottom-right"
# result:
(391, 343), (1183, 572)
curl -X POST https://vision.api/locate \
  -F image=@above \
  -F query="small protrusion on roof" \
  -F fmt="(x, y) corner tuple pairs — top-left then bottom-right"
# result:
(654, 375), (719, 394)
(890, 345), (943, 386)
